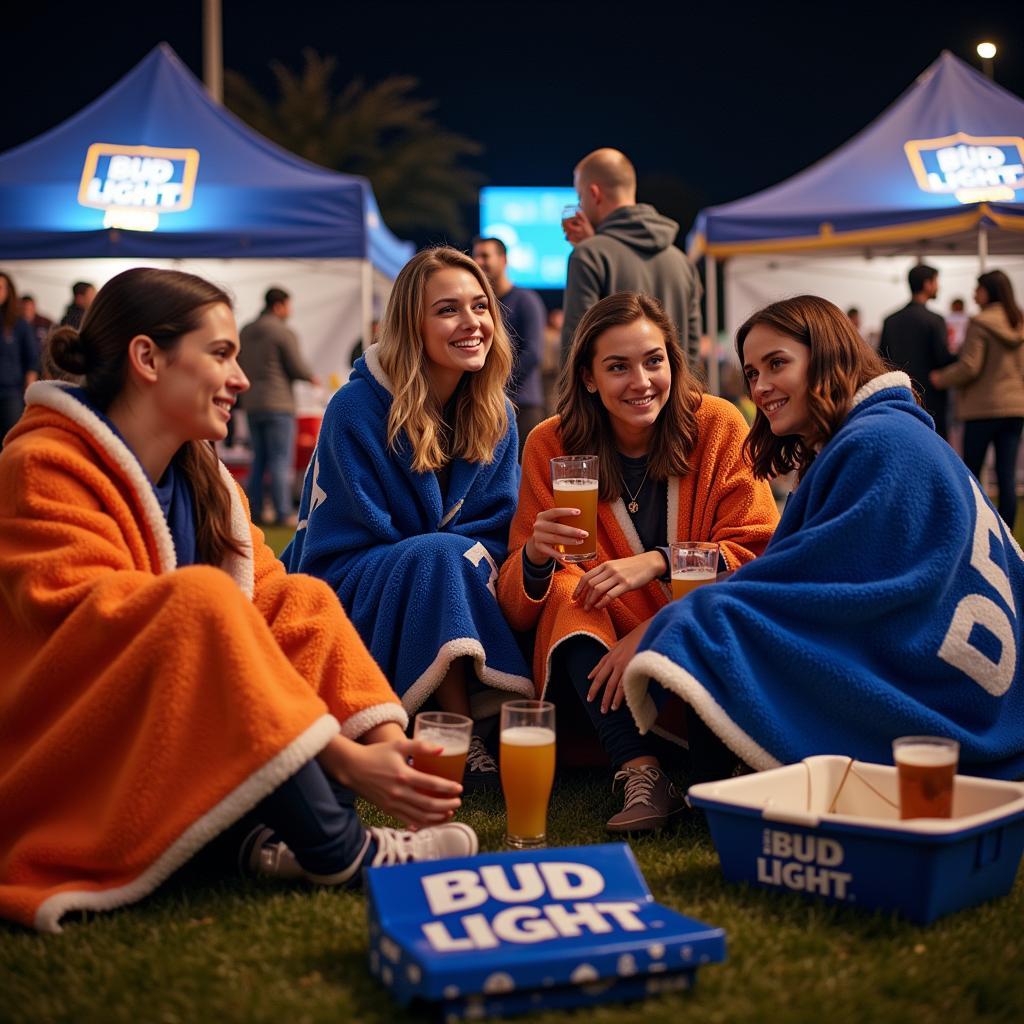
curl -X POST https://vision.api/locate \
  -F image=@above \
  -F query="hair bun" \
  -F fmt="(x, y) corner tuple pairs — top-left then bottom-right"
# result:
(47, 325), (89, 375)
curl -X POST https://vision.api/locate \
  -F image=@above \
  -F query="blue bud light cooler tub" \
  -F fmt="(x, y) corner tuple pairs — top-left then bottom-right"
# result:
(364, 843), (725, 1019)
(688, 755), (1024, 924)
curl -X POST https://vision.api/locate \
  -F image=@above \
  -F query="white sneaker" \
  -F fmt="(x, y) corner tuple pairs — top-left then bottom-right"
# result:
(241, 826), (305, 880)
(367, 822), (479, 866)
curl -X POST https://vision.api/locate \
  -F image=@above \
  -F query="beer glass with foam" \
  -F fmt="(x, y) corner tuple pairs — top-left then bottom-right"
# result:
(670, 541), (719, 600)
(892, 735), (959, 819)
(550, 455), (599, 562)
(412, 711), (473, 785)
(500, 700), (556, 848)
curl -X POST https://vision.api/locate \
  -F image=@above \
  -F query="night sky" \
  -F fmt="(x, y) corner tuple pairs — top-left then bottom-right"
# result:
(4, 1), (1023, 240)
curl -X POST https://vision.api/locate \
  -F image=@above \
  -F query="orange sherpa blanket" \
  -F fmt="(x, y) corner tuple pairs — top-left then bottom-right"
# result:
(0, 382), (406, 932)
(497, 398), (779, 694)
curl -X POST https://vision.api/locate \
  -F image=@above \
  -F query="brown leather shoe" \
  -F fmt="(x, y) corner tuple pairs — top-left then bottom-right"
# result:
(606, 765), (687, 832)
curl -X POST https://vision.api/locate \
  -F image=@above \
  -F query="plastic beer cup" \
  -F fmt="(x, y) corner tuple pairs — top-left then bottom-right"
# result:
(892, 736), (959, 819)
(561, 202), (581, 235)
(551, 455), (598, 562)
(670, 541), (718, 600)
(411, 712), (472, 785)
(500, 700), (556, 848)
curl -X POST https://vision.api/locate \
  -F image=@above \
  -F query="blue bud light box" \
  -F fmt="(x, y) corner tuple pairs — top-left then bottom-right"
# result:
(365, 842), (725, 1019)
(479, 186), (578, 290)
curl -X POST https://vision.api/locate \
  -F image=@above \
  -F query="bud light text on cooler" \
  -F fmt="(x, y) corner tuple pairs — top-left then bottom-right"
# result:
(756, 829), (854, 901)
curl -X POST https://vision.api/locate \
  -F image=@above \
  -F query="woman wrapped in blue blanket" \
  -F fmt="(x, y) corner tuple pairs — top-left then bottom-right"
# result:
(285, 247), (533, 785)
(623, 295), (1024, 782)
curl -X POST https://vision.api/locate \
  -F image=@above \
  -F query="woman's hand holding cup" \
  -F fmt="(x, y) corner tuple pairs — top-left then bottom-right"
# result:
(525, 507), (589, 566)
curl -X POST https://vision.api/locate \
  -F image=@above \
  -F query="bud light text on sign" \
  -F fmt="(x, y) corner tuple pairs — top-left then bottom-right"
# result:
(78, 143), (200, 231)
(757, 829), (853, 900)
(904, 133), (1024, 205)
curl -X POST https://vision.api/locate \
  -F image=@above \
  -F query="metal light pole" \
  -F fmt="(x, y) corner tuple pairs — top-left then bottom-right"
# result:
(977, 41), (997, 81)
(203, 0), (223, 104)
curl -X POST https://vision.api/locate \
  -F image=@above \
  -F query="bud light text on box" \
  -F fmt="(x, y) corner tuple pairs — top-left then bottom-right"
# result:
(78, 143), (200, 213)
(365, 843), (725, 1011)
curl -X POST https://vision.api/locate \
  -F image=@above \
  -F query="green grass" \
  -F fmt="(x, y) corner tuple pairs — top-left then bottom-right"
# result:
(2, 775), (1022, 1024)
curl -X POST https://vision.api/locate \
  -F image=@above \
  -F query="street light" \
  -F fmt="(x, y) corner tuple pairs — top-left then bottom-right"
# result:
(977, 41), (997, 80)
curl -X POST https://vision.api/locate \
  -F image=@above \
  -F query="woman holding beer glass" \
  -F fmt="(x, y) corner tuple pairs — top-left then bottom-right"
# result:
(623, 295), (1024, 781)
(285, 247), (533, 786)
(498, 293), (779, 831)
(0, 269), (475, 934)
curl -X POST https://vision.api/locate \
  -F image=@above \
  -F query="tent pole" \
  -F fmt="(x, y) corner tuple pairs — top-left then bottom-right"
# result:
(978, 222), (988, 273)
(203, 0), (223, 104)
(706, 253), (719, 396)
(361, 261), (373, 362)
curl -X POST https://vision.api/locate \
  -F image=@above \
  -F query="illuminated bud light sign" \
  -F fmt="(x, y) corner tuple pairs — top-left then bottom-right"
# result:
(904, 133), (1024, 205)
(78, 143), (200, 231)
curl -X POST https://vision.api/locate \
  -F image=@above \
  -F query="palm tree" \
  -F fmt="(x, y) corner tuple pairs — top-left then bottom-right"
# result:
(225, 50), (482, 240)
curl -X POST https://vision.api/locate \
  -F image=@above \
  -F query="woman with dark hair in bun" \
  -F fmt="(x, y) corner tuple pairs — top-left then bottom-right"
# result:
(0, 268), (476, 935)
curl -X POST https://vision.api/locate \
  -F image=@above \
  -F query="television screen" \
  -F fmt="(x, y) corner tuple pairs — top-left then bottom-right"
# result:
(479, 186), (578, 290)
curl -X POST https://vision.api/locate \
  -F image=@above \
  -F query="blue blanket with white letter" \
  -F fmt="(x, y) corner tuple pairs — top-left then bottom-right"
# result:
(283, 348), (532, 714)
(623, 372), (1024, 779)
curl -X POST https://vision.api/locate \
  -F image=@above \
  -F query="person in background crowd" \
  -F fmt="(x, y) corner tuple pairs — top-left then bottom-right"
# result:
(878, 264), (954, 439)
(931, 271), (1024, 528)
(560, 149), (703, 368)
(846, 307), (862, 333)
(0, 267), (475, 934)
(624, 295), (1024, 785)
(59, 281), (95, 330)
(20, 295), (53, 350)
(499, 293), (777, 831)
(0, 271), (39, 438)
(542, 308), (564, 415)
(284, 247), (534, 788)
(947, 297), (969, 353)
(472, 236), (547, 454)
(237, 287), (319, 527)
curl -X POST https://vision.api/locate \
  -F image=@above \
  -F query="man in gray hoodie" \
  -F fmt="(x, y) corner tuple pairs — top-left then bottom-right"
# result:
(560, 148), (703, 366)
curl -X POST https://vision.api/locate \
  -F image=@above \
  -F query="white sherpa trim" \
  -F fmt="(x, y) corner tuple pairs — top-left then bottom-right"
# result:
(363, 345), (394, 395)
(623, 650), (779, 772)
(26, 380), (177, 573)
(439, 499), (464, 529)
(338, 702), (409, 740)
(400, 637), (534, 716)
(609, 497), (644, 556)
(666, 477), (680, 545)
(850, 371), (912, 409)
(33, 714), (340, 933)
(218, 463), (255, 598)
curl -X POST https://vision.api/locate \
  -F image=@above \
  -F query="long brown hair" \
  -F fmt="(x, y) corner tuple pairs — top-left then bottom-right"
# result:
(0, 271), (18, 333)
(736, 294), (890, 481)
(977, 270), (1022, 329)
(557, 292), (702, 503)
(47, 268), (244, 566)
(375, 246), (512, 472)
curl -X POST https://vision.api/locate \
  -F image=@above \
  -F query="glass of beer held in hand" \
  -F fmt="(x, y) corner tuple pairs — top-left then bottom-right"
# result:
(551, 455), (599, 562)
(500, 700), (556, 848)
(670, 541), (719, 599)
(412, 712), (473, 785)
(892, 735), (959, 819)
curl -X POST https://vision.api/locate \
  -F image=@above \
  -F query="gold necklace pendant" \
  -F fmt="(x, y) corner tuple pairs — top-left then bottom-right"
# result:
(628, 499), (640, 513)
(622, 463), (649, 515)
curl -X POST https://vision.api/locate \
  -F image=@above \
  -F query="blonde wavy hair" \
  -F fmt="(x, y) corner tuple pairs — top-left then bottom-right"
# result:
(376, 246), (512, 472)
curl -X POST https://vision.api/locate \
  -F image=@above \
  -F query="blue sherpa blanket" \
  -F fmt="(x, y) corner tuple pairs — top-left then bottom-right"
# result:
(283, 347), (533, 715)
(623, 372), (1024, 779)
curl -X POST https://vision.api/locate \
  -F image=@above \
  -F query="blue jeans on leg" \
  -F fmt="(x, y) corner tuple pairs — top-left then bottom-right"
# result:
(962, 417), (1024, 528)
(247, 411), (295, 523)
(253, 759), (372, 878)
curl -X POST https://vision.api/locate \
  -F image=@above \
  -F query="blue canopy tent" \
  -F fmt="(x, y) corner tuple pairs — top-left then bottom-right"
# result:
(0, 43), (413, 381)
(688, 52), (1024, 390)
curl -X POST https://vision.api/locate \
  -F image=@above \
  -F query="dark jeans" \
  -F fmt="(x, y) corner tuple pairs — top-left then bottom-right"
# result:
(962, 417), (1024, 528)
(252, 759), (370, 877)
(247, 411), (295, 522)
(0, 392), (24, 440)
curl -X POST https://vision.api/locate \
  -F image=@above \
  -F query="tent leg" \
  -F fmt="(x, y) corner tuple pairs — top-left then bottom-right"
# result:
(978, 223), (988, 273)
(706, 254), (719, 396)
(361, 260), (373, 359)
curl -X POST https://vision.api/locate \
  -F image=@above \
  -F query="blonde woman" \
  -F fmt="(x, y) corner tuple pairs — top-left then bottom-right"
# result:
(285, 247), (533, 785)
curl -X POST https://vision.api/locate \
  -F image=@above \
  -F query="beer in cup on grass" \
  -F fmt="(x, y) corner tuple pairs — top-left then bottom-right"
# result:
(670, 541), (718, 600)
(500, 700), (556, 848)
(412, 711), (473, 785)
(551, 455), (598, 562)
(892, 735), (959, 819)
